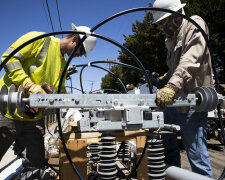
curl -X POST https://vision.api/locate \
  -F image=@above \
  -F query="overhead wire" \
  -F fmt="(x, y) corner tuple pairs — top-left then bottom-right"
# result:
(45, 0), (55, 32)
(1, 6), (223, 179)
(55, 0), (63, 38)
(41, 0), (51, 32)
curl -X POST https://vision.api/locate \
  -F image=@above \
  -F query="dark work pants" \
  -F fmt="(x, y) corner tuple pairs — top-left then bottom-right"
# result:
(0, 115), (45, 179)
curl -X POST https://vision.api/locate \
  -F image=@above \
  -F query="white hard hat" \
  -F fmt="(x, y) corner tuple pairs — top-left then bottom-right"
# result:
(152, 0), (186, 24)
(71, 23), (96, 57)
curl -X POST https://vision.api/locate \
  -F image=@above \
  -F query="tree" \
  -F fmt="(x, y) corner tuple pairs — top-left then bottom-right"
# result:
(183, 0), (225, 83)
(101, 1), (225, 91)
(101, 7), (168, 91)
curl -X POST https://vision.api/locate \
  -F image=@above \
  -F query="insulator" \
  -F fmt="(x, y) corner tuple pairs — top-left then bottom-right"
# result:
(194, 86), (218, 112)
(147, 137), (166, 180)
(98, 133), (117, 180)
(0, 84), (24, 116)
(88, 143), (100, 164)
(118, 141), (129, 162)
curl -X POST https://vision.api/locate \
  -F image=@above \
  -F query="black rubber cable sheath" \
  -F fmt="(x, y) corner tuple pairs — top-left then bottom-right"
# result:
(79, 64), (127, 94)
(1, 7), (223, 179)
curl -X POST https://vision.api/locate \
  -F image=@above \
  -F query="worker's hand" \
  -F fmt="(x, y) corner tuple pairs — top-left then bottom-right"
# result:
(24, 81), (47, 96)
(156, 83), (178, 109)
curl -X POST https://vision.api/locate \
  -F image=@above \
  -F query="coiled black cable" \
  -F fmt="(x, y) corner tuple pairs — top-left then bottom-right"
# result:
(78, 64), (127, 94)
(1, 7), (224, 180)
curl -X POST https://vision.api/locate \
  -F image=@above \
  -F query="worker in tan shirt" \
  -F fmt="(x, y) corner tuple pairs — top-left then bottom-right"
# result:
(152, 0), (213, 177)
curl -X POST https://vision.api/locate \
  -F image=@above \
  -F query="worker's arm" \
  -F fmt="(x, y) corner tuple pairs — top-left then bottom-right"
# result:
(168, 16), (209, 89)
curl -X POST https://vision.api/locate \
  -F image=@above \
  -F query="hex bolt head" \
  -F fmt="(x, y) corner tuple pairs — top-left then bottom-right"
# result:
(49, 99), (54, 104)
(75, 99), (80, 105)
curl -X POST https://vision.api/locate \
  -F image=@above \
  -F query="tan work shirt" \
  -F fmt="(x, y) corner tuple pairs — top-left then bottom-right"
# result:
(165, 15), (213, 94)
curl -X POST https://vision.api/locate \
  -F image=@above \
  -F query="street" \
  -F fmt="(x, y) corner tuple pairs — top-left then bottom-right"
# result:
(180, 138), (225, 179)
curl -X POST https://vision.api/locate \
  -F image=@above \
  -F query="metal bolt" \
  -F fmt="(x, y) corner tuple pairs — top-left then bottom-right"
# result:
(75, 99), (80, 105)
(187, 98), (192, 103)
(49, 99), (54, 104)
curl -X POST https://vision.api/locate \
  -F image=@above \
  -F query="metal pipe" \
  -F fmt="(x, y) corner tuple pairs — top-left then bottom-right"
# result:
(165, 166), (215, 180)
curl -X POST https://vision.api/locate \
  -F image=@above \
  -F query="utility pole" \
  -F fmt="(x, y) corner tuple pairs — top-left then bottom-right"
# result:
(89, 80), (94, 93)
(105, 59), (116, 70)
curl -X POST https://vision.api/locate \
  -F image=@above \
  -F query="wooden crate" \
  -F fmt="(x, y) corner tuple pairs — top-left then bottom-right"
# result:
(59, 130), (148, 180)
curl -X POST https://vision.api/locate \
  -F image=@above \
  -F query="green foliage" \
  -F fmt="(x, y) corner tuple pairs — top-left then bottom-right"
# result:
(183, 0), (225, 83)
(101, 65), (125, 93)
(101, 8), (168, 91)
(101, 1), (225, 90)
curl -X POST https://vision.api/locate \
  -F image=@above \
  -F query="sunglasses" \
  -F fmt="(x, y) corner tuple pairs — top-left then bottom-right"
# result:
(157, 17), (169, 26)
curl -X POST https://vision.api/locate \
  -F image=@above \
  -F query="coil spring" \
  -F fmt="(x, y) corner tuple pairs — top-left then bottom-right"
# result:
(98, 133), (117, 180)
(147, 137), (166, 180)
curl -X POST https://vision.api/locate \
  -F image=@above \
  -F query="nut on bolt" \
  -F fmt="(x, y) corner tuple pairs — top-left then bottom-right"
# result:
(49, 99), (54, 104)
(75, 99), (80, 105)
(114, 101), (118, 106)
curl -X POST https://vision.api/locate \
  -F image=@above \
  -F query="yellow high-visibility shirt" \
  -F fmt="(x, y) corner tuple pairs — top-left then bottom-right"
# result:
(0, 31), (67, 121)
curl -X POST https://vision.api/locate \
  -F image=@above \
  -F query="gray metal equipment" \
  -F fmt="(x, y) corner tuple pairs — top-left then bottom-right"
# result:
(0, 85), (224, 132)
(0, 84), (222, 180)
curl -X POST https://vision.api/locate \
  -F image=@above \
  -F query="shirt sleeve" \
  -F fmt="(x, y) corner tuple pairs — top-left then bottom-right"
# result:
(168, 17), (209, 89)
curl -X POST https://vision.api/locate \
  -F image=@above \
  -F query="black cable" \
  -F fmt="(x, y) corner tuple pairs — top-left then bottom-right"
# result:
(55, 0), (63, 38)
(126, 135), (149, 180)
(91, 88), (122, 94)
(45, 162), (59, 175)
(218, 167), (225, 180)
(90, 60), (143, 72)
(45, 117), (54, 137)
(75, 60), (144, 95)
(88, 7), (222, 179)
(117, 141), (125, 157)
(0, 31), (87, 180)
(79, 64), (127, 94)
(45, 0), (55, 32)
(0, 7), (222, 179)
(69, 77), (73, 93)
(0, 31), (141, 180)
(65, 86), (83, 93)
(41, 0), (51, 32)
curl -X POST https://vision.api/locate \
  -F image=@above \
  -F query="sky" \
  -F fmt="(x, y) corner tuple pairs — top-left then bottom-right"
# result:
(0, 0), (153, 93)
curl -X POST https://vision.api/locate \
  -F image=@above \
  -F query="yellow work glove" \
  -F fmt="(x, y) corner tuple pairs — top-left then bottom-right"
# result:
(24, 81), (47, 96)
(156, 83), (179, 109)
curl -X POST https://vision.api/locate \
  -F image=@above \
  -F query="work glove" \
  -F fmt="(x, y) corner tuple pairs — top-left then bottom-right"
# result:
(24, 81), (47, 96)
(24, 81), (46, 118)
(156, 83), (179, 109)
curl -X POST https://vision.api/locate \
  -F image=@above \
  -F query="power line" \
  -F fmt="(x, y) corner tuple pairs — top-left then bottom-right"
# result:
(41, 0), (51, 32)
(55, 0), (63, 38)
(45, 0), (55, 32)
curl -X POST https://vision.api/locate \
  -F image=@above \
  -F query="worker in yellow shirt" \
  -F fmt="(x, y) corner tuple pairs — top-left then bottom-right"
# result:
(0, 23), (96, 179)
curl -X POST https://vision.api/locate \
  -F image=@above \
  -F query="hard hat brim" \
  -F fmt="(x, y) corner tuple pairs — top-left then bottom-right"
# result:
(153, 3), (186, 24)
